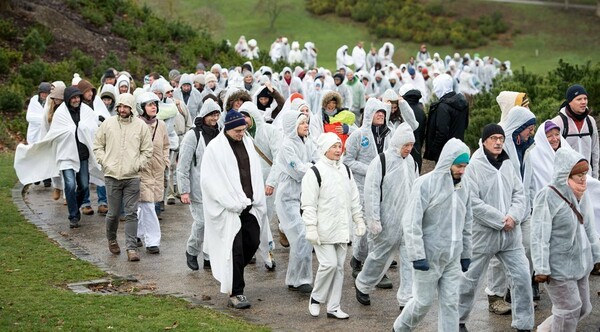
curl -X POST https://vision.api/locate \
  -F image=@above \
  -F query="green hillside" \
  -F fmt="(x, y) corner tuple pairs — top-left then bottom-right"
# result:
(142, 0), (600, 74)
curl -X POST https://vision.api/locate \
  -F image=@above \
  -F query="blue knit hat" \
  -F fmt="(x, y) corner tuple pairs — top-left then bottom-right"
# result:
(566, 84), (587, 103)
(224, 109), (246, 131)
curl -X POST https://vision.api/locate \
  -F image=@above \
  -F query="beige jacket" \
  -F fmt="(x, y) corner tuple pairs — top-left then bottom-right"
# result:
(93, 115), (153, 180)
(140, 119), (170, 202)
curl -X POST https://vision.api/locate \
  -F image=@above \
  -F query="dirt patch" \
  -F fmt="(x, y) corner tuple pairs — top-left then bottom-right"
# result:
(7, 1), (130, 64)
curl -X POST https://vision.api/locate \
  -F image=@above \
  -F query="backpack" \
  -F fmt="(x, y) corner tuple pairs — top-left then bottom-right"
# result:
(192, 126), (202, 166)
(558, 112), (594, 139)
(310, 164), (351, 187)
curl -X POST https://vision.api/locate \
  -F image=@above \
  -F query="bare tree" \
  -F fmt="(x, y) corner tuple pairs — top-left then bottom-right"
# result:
(255, 0), (291, 30)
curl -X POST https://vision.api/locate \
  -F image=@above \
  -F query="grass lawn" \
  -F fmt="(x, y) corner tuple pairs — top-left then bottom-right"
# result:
(142, 0), (600, 74)
(0, 152), (268, 331)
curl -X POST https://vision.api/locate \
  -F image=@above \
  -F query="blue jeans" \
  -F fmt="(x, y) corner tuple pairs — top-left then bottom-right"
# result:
(62, 159), (89, 221)
(82, 185), (106, 207)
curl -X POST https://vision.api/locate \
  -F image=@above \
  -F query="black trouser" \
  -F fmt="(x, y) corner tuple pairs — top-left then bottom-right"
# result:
(231, 210), (261, 296)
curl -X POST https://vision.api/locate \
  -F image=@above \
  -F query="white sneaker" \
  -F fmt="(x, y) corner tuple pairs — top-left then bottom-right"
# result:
(327, 309), (349, 319)
(308, 298), (320, 317)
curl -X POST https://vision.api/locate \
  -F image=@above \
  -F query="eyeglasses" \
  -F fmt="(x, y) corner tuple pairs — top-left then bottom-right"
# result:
(487, 135), (505, 143)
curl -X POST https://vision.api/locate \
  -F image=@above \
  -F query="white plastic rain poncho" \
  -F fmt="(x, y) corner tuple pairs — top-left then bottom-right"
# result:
(344, 98), (391, 262)
(531, 148), (600, 331)
(26, 94), (45, 144)
(356, 123), (418, 301)
(274, 110), (320, 287)
(458, 140), (534, 330)
(394, 138), (472, 332)
(336, 45), (353, 70)
(278, 67), (304, 101)
(173, 73), (203, 119)
(200, 130), (271, 294)
(177, 99), (221, 258)
(527, 120), (568, 200)
(378, 42), (394, 67)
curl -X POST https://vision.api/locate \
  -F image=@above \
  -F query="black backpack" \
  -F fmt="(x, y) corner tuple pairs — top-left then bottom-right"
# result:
(310, 164), (351, 187)
(558, 112), (594, 139)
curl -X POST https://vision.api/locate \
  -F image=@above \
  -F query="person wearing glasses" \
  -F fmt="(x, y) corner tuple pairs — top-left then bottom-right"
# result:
(484, 106), (538, 311)
(458, 123), (534, 332)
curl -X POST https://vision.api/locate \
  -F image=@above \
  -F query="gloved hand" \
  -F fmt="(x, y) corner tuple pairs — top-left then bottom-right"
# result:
(305, 225), (320, 245)
(367, 220), (382, 235)
(354, 220), (366, 237)
(534, 274), (550, 283)
(460, 258), (471, 272)
(413, 259), (430, 271)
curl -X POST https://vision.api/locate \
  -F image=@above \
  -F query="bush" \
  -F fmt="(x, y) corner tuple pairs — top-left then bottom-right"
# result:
(0, 18), (18, 40)
(23, 29), (46, 56)
(308, 0), (509, 48)
(0, 89), (24, 113)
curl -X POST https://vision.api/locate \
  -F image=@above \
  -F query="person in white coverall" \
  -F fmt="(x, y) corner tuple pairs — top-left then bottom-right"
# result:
(344, 98), (392, 285)
(458, 124), (534, 332)
(302, 132), (366, 319)
(393, 138), (473, 332)
(355, 123), (419, 308)
(178, 99), (221, 271)
(274, 110), (320, 293)
(531, 149), (600, 331)
(486, 106), (537, 310)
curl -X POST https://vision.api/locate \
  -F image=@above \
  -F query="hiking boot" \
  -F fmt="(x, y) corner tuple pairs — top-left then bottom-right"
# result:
(97, 204), (108, 216)
(376, 274), (393, 289)
(591, 264), (600, 276)
(288, 284), (313, 294)
(127, 249), (140, 262)
(136, 237), (143, 247)
(52, 188), (62, 200)
(488, 295), (511, 315)
(355, 285), (371, 305)
(186, 251), (199, 271)
(459, 323), (469, 332)
(69, 219), (80, 229)
(309, 297), (320, 317)
(167, 196), (176, 205)
(228, 295), (251, 309)
(350, 256), (362, 278)
(203, 259), (211, 270)
(327, 309), (349, 319)
(81, 206), (94, 215)
(43, 179), (52, 187)
(278, 229), (290, 248)
(108, 240), (120, 255)
(146, 246), (160, 254)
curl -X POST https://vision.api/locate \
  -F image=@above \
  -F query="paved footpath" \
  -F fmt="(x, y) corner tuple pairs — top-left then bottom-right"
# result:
(15, 183), (600, 331)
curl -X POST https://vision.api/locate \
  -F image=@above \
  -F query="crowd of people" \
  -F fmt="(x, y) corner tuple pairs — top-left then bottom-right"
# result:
(16, 41), (600, 331)
(233, 38), (514, 106)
